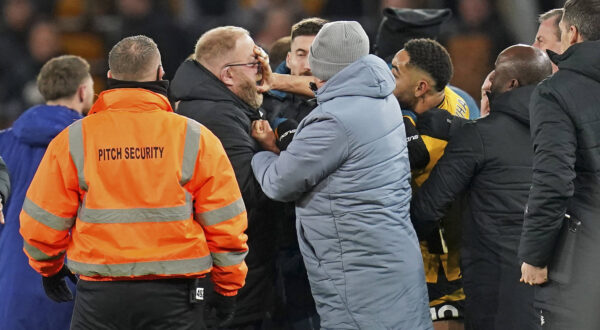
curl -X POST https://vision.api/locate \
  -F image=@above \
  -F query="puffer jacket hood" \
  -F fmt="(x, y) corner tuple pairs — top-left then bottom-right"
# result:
(550, 40), (600, 83)
(490, 85), (535, 126)
(315, 54), (396, 103)
(12, 105), (82, 147)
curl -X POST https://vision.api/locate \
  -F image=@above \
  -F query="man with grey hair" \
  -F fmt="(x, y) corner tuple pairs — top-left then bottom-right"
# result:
(251, 21), (432, 329)
(518, 0), (600, 329)
(20, 35), (249, 329)
(170, 27), (279, 329)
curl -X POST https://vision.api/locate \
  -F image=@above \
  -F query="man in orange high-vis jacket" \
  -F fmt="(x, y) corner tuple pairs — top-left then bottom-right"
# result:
(20, 35), (249, 330)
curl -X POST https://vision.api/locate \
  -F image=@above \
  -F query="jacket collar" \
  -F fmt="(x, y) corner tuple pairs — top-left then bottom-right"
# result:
(88, 88), (174, 115)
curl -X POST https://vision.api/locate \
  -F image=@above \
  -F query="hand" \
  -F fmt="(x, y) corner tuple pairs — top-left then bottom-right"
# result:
(480, 71), (493, 117)
(252, 120), (279, 154)
(254, 46), (272, 93)
(273, 118), (298, 151)
(205, 293), (236, 327)
(0, 198), (4, 225)
(416, 108), (455, 141)
(42, 264), (78, 302)
(520, 262), (548, 285)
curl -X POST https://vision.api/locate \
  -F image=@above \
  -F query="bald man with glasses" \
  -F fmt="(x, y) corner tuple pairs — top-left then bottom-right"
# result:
(170, 26), (281, 330)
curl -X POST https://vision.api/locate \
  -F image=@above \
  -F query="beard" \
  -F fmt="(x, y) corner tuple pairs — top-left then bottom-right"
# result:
(397, 96), (415, 111)
(235, 74), (263, 109)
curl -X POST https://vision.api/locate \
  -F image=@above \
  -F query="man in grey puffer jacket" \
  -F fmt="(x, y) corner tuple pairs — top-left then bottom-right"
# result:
(251, 21), (431, 330)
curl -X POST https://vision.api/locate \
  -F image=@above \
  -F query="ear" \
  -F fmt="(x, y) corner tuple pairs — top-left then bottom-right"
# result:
(220, 67), (235, 87)
(77, 84), (85, 103)
(507, 78), (520, 91)
(414, 80), (430, 98)
(107, 70), (112, 78)
(569, 25), (580, 45)
(158, 65), (165, 80)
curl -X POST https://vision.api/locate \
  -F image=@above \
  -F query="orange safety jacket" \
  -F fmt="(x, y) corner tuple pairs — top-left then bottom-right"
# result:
(20, 88), (248, 295)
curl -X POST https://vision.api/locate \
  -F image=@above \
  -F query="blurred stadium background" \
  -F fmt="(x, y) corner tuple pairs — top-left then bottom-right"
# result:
(0, 0), (566, 129)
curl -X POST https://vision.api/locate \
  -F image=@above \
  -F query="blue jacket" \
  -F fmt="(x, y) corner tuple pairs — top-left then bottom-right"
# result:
(0, 105), (82, 330)
(252, 55), (432, 330)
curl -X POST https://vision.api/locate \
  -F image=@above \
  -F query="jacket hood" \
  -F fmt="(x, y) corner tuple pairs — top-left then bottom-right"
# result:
(170, 59), (260, 117)
(12, 104), (82, 147)
(315, 54), (396, 103)
(549, 40), (600, 82)
(490, 85), (535, 125)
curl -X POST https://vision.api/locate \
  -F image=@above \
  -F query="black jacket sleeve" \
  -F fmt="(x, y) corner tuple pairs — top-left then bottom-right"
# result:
(411, 122), (484, 238)
(0, 156), (9, 206)
(404, 116), (429, 170)
(178, 101), (268, 210)
(518, 84), (576, 267)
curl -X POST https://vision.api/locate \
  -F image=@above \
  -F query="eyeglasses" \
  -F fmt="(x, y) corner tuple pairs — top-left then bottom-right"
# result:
(225, 61), (260, 69)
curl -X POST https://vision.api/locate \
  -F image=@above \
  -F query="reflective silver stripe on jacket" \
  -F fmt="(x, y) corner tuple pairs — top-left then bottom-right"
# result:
(180, 119), (201, 186)
(68, 120), (87, 191)
(196, 198), (245, 226)
(67, 255), (213, 277)
(23, 241), (65, 261)
(211, 250), (248, 267)
(78, 193), (193, 224)
(22, 197), (75, 231)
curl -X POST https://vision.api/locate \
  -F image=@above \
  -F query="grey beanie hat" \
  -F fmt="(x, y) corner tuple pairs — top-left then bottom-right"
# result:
(309, 21), (370, 81)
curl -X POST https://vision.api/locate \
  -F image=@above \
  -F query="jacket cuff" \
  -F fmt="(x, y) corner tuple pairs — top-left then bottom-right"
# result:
(214, 286), (237, 296)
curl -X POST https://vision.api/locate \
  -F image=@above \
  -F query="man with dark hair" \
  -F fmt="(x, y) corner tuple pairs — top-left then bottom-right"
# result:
(260, 17), (328, 330)
(20, 36), (248, 330)
(392, 38), (469, 329)
(0, 55), (92, 330)
(263, 17), (328, 123)
(412, 45), (552, 330)
(170, 26), (280, 329)
(519, 0), (600, 329)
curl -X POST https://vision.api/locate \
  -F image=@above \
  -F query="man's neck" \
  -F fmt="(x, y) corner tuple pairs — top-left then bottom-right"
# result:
(46, 98), (82, 114)
(414, 90), (445, 114)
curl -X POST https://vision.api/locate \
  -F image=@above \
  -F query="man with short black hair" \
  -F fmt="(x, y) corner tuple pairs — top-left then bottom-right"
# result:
(519, 0), (600, 329)
(21, 36), (248, 330)
(0, 55), (92, 330)
(392, 38), (469, 329)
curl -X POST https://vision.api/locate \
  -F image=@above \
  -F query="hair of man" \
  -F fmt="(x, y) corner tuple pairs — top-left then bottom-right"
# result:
(539, 8), (564, 41)
(291, 17), (329, 41)
(563, 0), (600, 41)
(194, 26), (250, 71)
(108, 35), (160, 81)
(403, 38), (453, 92)
(37, 55), (91, 102)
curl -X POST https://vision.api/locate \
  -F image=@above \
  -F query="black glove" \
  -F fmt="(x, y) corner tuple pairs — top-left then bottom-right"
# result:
(205, 293), (236, 327)
(42, 264), (78, 302)
(417, 108), (468, 141)
(404, 116), (429, 170)
(273, 118), (298, 151)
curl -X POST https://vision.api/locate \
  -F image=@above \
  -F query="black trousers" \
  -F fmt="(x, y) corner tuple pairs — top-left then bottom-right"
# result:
(71, 278), (208, 330)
